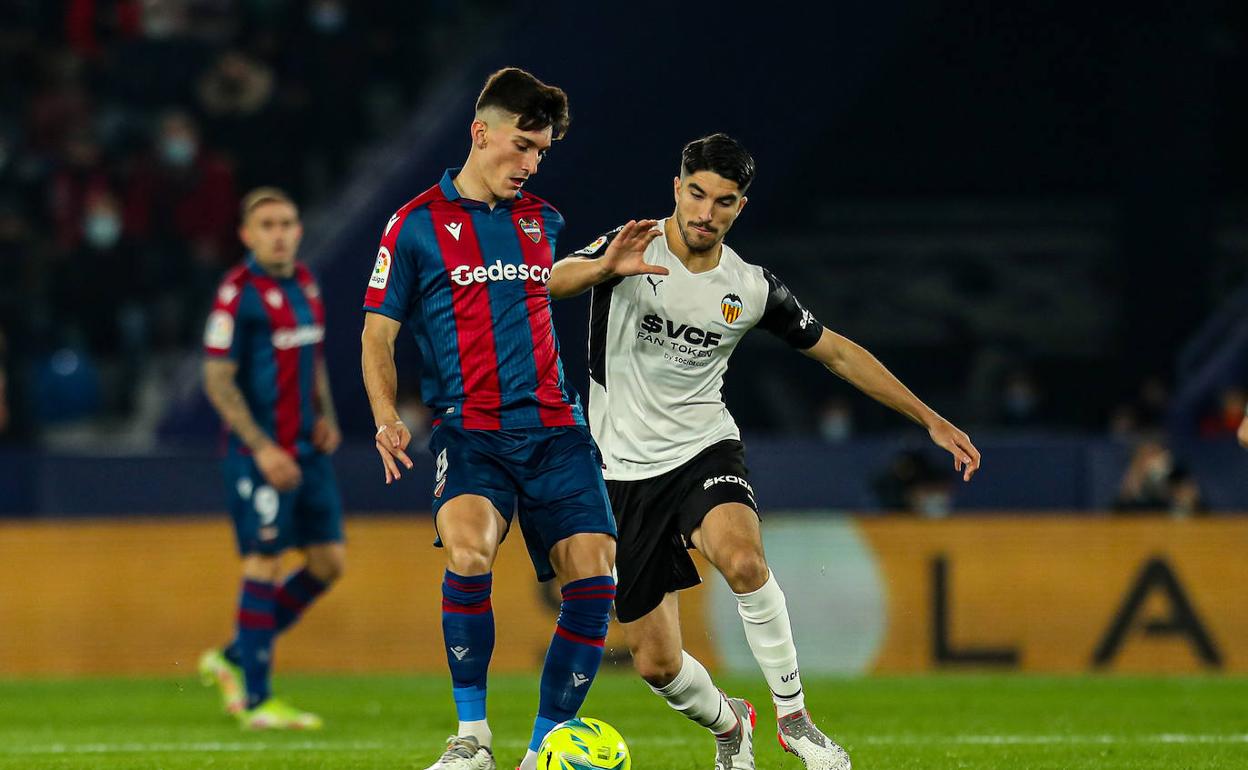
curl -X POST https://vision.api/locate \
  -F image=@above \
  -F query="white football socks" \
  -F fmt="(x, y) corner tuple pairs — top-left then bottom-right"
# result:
(734, 571), (805, 717)
(519, 748), (538, 770)
(459, 719), (491, 749)
(649, 650), (739, 736)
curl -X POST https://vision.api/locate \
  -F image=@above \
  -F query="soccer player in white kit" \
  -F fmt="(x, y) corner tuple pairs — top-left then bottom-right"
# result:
(548, 134), (981, 770)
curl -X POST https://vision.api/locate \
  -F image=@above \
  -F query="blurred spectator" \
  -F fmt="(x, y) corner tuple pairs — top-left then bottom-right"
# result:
(48, 128), (115, 252)
(1108, 375), (1171, 440)
(196, 49), (283, 191)
(124, 110), (237, 343)
(64, 0), (144, 60)
(1112, 440), (1204, 516)
(1167, 465), (1205, 518)
(873, 449), (954, 517)
(816, 396), (853, 443)
(998, 368), (1042, 427)
(108, 0), (211, 107)
(25, 52), (93, 162)
(1198, 386), (1245, 439)
(1135, 375), (1169, 431)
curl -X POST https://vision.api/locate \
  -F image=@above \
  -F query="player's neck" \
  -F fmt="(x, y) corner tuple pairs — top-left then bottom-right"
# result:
(453, 163), (503, 209)
(253, 256), (296, 279)
(664, 217), (721, 274)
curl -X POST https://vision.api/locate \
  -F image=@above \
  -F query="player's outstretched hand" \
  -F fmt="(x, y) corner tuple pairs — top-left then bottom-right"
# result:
(312, 416), (342, 455)
(375, 418), (414, 485)
(929, 418), (981, 481)
(256, 443), (302, 492)
(602, 219), (667, 279)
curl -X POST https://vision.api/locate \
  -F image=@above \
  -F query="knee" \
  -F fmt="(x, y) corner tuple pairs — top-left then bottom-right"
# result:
(631, 645), (683, 689)
(445, 541), (495, 577)
(242, 554), (282, 582)
(721, 548), (769, 594)
(307, 550), (345, 584)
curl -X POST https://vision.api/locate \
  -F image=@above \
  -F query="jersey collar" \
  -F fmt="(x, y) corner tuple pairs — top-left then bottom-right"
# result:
(440, 167), (524, 208)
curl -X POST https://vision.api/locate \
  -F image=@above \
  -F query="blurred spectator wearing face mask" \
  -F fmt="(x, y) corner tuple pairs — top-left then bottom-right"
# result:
(48, 130), (114, 254)
(999, 368), (1042, 427)
(123, 110), (237, 344)
(817, 397), (853, 443)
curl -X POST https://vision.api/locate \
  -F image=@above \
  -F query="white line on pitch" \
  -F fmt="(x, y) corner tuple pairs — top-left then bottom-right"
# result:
(4, 734), (1248, 755)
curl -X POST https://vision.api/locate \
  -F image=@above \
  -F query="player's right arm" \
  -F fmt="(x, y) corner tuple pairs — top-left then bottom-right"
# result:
(361, 312), (413, 484)
(202, 359), (302, 492)
(548, 220), (666, 299)
(361, 209), (417, 484)
(203, 279), (302, 491)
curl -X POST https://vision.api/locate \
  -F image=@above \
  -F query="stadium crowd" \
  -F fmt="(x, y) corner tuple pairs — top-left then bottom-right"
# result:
(0, 0), (495, 440)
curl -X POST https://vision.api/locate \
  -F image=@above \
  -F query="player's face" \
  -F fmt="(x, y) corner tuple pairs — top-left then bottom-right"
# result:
(673, 171), (747, 254)
(476, 113), (552, 201)
(240, 201), (302, 268)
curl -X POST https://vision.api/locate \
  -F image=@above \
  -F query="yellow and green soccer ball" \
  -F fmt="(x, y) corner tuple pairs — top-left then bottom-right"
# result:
(537, 717), (631, 770)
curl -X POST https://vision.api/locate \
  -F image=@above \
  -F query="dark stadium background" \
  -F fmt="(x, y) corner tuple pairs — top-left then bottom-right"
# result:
(2, 0), (1246, 514)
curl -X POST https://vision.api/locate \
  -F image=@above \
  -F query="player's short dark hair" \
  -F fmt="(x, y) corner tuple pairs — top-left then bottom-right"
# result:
(240, 187), (297, 222)
(680, 133), (756, 192)
(475, 67), (570, 140)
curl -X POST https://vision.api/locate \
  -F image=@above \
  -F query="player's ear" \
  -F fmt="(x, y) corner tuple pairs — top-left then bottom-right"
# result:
(672, 176), (681, 203)
(470, 118), (489, 150)
(237, 223), (252, 250)
(737, 195), (748, 215)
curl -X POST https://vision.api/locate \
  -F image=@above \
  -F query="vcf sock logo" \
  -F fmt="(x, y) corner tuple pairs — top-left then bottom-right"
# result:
(434, 449), (448, 498)
(781, 667), (800, 684)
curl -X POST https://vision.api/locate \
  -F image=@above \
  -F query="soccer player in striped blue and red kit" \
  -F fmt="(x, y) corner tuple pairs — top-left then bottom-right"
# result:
(361, 68), (651, 770)
(198, 187), (345, 730)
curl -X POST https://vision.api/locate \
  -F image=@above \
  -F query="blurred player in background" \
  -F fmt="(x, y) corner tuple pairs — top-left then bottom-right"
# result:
(361, 68), (639, 770)
(198, 187), (344, 730)
(550, 134), (982, 770)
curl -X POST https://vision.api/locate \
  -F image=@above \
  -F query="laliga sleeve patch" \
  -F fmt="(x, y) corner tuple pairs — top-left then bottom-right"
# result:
(370, 246), (392, 289)
(204, 309), (235, 350)
(575, 235), (608, 256)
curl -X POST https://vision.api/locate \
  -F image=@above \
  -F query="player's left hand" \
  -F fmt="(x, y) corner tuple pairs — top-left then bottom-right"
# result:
(602, 219), (667, 279)
(312, 417), (342, 454)
(929, 418), (981, 481)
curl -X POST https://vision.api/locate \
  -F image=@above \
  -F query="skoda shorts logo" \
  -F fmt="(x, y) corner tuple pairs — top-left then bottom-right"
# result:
(517, 217), (542, 243)
(721, 293), (743, 324)
(434, 448), (448, 498)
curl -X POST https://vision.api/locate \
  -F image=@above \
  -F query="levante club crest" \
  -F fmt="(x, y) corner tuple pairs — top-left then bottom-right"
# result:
(518, 218), (542, 243)
(721, 294), (743, 324)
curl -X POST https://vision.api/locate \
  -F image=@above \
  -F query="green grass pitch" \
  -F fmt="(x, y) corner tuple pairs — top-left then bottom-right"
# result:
(1, 670), (1246, 769)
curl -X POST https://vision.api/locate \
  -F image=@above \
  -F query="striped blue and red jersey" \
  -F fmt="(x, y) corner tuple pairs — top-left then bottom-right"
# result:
(204, 255), (327, 456)
(362, 168), (584, 431)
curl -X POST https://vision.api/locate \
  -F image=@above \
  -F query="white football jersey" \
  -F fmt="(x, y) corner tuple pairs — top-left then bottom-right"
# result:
(575, 220), (823, 480)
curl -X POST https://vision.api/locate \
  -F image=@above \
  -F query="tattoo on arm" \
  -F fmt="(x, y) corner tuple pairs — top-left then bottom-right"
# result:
(203, 359), (273, 451)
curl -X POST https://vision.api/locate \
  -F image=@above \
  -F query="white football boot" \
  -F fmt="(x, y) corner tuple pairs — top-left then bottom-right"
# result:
(422, 735), (496, 770)
(714, 697), (756, 770)
(776, 709), (851, 770)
